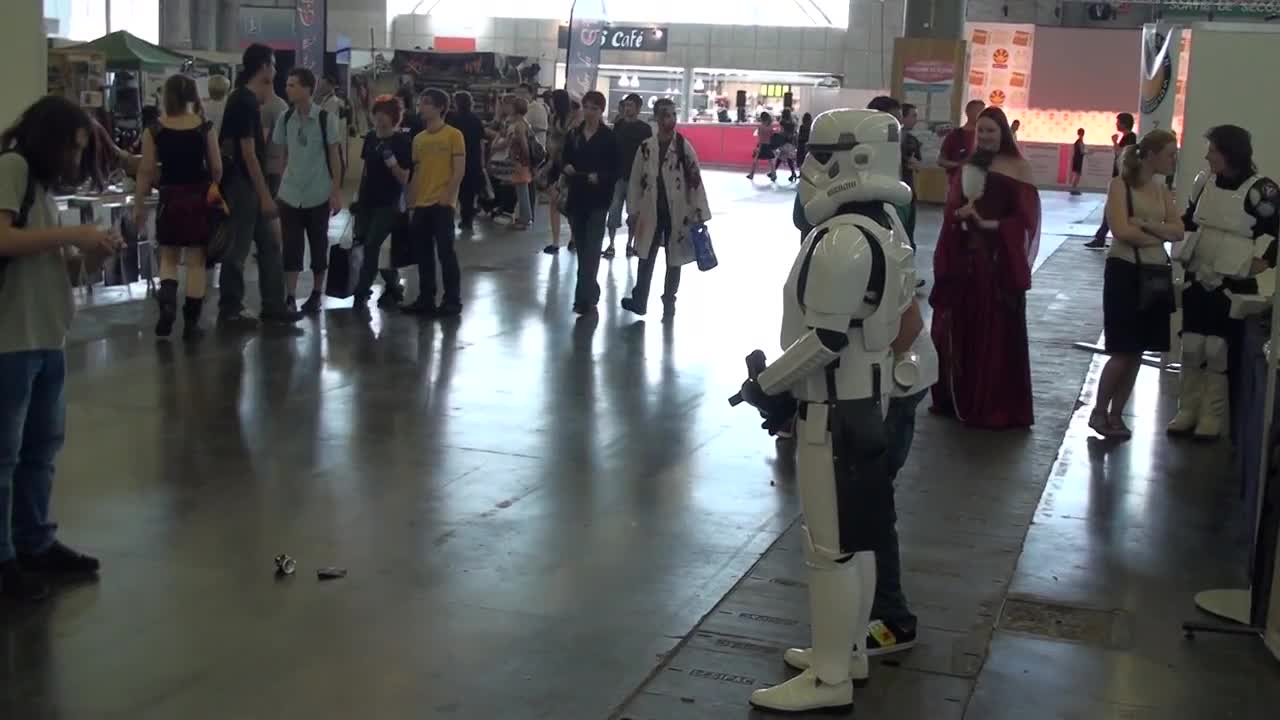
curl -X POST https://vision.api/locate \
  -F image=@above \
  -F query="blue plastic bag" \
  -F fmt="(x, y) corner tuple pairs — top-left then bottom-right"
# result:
(690, 223), (717, 272)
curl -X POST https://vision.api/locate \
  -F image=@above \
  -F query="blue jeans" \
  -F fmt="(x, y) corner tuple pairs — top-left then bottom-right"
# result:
(514, 182), (533, 225)
(0, 350), (66, 563)
(870, 389), (927, 627)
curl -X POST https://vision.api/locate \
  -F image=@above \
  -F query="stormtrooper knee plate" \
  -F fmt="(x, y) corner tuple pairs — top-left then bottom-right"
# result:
(1195, 335), (1230, 440)
(1168, 333), (1206, 435)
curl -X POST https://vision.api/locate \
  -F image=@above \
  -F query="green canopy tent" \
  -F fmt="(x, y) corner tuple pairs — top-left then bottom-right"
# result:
(74, 30), (192, 72)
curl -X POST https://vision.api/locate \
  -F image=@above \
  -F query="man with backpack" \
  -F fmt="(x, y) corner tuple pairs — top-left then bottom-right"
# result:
(621, 97), (711, 320)
(607, 93), (651, 260)
(273, 67), (343, 314)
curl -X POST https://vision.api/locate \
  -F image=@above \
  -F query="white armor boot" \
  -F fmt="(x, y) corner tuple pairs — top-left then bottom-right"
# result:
(734, 108), (917, 714)
(1168, 334), (1204, 435)
(1195, 372), (1229, 440)
(779, 552), (877, 682)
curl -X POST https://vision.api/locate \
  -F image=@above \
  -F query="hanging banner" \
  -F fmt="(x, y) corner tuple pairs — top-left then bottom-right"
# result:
(295, 0), (326, 74)
(964, 22), (1035, 113)
(1139, 24), (1182, 134)
(565, 0), (608, 101)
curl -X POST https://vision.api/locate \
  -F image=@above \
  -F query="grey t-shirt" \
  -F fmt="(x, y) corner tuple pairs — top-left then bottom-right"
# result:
(261, 94), (289, 177)
(0, 152), (73, 353)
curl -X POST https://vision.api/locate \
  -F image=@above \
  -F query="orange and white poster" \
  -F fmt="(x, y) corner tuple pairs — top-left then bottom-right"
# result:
(964, 22), (1035, 113)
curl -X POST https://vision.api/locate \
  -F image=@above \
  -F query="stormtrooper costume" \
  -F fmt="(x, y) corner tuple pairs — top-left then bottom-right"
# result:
(735, 108), (917, 713)
(1170, 171), (1279, 440)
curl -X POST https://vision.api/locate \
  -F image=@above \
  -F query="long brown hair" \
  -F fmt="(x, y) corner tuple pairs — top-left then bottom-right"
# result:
(163, 74), (202, 118)
(969, 107), (1019, 169)
(1120, 129), (1177, 187)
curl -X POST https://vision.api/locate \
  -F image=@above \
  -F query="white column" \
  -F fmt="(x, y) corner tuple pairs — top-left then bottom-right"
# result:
(0, 0), (46, 132)
(160, 0), (194, 50)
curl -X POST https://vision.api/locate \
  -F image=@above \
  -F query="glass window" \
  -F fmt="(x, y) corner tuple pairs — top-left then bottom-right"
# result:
(388, 0), (847, 28)
(44, 0), (158, 43)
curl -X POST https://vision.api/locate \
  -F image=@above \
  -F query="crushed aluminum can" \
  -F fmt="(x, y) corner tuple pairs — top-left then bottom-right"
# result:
(316, 567), (348, 581)
(274, 554), (297, 576)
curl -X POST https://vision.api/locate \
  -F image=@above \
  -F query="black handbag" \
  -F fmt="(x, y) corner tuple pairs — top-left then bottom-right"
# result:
(325, 244), (364, 299)
(1125, 183), (1175, 314)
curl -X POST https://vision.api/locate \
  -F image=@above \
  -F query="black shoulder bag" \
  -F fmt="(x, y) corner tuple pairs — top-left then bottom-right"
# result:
(1126, 182), (1175, 314)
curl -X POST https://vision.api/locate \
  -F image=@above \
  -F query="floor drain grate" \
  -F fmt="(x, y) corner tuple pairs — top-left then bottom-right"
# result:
(998, 597), (1132, 649)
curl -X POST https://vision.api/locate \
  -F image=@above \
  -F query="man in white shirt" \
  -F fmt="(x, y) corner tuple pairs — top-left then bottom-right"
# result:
(517, 83), (548, 147)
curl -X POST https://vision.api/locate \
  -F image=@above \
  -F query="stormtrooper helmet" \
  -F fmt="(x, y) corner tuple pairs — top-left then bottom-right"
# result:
(799, 108), (913, 227)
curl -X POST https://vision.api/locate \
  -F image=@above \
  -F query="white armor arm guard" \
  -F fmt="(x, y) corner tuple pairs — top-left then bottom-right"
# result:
(757, 330), (843, 396)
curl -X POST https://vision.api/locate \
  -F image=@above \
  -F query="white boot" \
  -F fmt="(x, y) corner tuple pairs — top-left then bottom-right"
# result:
(1194, 372), (1228, 440)
(781, 647), (869, 681)
(750, 556), (869, 713)
(1167, 365), (1203, 435)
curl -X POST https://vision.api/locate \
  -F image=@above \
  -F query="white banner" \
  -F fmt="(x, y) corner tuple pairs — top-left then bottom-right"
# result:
(1139, 24), (1183, 134)
(964, 22), (1035, 114)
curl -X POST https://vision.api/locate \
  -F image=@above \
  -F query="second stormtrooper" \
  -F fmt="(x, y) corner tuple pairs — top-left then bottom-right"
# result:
(1171, 125), (1279, 440)
(735, 108), (924, 713)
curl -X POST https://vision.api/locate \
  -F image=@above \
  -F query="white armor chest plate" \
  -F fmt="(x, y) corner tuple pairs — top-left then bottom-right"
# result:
(1190, 177), (1259, 278)
(779, 215), (910, 407)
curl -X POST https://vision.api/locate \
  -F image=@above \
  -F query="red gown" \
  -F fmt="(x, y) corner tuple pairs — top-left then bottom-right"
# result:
(929, 168), (1040, 430)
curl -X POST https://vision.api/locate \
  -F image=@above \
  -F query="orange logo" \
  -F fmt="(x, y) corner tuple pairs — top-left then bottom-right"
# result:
(988, 89), (1006, 106)
(992, 48), (1010, 66)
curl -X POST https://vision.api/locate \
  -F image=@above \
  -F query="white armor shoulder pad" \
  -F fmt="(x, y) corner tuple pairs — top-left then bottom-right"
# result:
(796, 218), (876, 333)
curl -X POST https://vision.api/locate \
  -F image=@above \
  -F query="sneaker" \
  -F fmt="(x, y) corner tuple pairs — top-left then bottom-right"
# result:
(621, 297), (646, 316)
(626, 245), (637, 258)
(217, 311), (260, 330)
(1070, 190), (1083, 196)
(572, 303), (597, 316)
(286, 296), (298, 314)
(916, 278), (927, 289)
(377, 287), (404, 308)
(865, 618), (917, 657)
(301, 292), (324, 314)
(1083, 237), (1107, 250)
(260, 309), (304, 325)
(435, 303), (463, 318)
(603, 244), (616, 259)
(543, 245), (560, 255)
(0, 559), (50, 602)
(746, 173), (755, 180)
(568, 240), (577, 253)
(401, 300), (437, 315)
(768, 172), (778, 183)
(18, 541), (100, 577)
(662, 300), (676, 321)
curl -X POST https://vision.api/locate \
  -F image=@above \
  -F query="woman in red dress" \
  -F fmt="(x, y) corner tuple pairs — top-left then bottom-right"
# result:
(929, 107), (1040, 429)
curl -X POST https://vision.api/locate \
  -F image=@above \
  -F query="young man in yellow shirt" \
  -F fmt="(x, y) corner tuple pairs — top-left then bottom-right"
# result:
(403, 88), (466, 317)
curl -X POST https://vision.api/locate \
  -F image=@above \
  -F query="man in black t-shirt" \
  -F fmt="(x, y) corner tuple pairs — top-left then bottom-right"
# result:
(353, 95), (414, 307)
(446, 91), (489, 233)
(1070, 128), (1086, 196)
(1085, 113), (1137, 249)
(607, 93), (652, 259)
(216, 43), (301, 327)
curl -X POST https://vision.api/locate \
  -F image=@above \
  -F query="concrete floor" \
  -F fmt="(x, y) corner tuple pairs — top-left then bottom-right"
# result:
(2, 173), (1277, 718)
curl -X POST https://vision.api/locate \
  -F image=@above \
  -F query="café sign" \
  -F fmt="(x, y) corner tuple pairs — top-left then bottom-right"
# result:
(558, 25), (668, 53)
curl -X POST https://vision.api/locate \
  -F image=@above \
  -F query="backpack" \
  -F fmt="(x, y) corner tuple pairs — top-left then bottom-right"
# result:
(282, 107), (333, 177)
(0, 149), (37, 282)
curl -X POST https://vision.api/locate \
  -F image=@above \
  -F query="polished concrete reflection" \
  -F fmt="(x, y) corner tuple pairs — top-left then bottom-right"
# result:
(8, 175), (1273, 719)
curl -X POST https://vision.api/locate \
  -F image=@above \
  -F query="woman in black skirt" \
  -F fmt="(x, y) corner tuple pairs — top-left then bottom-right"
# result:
(1088, 129), (1183, 439)
(134, 74), (223, 340)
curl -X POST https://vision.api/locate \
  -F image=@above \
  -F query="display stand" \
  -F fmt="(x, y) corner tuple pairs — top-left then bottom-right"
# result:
(1182, 291), (1279, 663)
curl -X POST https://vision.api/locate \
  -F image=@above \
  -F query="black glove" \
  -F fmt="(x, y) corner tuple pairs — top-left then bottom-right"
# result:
(739, 379), (797, 434)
